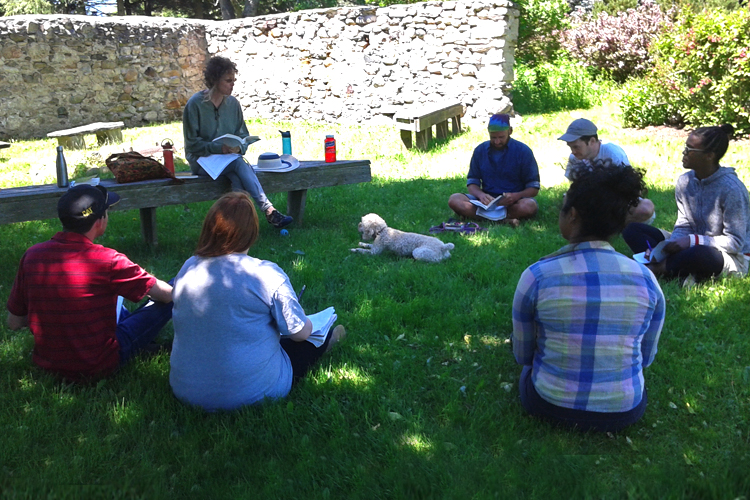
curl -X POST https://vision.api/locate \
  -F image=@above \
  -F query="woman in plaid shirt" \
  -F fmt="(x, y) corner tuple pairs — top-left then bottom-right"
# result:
(512, 163), (665, 432)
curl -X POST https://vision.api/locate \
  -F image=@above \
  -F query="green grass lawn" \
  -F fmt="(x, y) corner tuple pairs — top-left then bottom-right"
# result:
(1, 101), (749, 498)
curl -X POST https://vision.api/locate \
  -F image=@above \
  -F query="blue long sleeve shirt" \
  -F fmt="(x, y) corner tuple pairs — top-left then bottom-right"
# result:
(467, 138), (540, 196)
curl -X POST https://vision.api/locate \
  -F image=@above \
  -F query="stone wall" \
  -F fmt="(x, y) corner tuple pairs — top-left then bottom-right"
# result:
(0, 15), (208, 140)
(207, 0), (518, 124)
(0, 1), (518, 141)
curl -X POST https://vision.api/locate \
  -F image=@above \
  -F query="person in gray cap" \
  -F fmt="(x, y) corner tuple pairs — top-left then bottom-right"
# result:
(6, 185), (174, 381)
(559, 118), (655, 224)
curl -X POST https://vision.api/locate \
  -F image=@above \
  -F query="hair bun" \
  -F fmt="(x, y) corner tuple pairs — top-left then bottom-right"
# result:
(720, 124), (735, 137)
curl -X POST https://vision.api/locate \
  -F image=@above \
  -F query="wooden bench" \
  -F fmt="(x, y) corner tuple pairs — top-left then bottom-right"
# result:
(47, 122), (125, 150)
(0, 160), (371, 246)
(394, 102), (463, 150)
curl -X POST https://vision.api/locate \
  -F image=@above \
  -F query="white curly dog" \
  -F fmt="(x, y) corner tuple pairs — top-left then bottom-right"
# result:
(351, 213), (454, 263)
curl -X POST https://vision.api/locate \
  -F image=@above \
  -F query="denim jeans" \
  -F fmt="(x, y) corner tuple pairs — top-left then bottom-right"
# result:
(116, 299), (173, 364)
(189, 157), (272, 212)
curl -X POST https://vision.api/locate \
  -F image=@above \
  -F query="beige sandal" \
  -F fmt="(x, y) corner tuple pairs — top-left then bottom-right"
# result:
(326, 325), (347, 352)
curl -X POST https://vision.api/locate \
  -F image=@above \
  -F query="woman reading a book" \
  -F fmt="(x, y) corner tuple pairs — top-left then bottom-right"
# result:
(183, 55), (293, 229)
(170, 193), (345, 411)
(622, 124), (750, 283)
(512, 163), (665, 432)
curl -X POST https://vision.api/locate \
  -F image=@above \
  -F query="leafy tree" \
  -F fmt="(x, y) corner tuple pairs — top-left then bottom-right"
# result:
(0, 0), (86, 14)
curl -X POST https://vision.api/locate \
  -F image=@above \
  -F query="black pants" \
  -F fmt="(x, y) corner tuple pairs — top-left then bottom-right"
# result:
(622, 223), (724, 281)
(280, 327), (333, 384)
(519, 366), (647, 433)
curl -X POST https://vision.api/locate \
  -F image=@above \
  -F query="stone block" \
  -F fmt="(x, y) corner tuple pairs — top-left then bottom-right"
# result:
(2, 45), (23, 59)
(123, 68), (138, 82)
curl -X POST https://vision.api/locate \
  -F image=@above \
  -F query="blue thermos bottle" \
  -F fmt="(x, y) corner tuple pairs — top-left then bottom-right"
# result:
(280, 130), (292, 155)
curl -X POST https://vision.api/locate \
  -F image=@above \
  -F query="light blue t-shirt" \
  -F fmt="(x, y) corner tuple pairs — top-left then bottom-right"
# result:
(170, 253), (307, 411)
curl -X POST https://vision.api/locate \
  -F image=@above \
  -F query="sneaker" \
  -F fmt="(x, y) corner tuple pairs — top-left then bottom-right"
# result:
(266, 209), (293, 228)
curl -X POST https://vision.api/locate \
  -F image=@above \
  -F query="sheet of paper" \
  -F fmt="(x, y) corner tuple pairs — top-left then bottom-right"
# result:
(197, 154), (240, 180)
(115, 296), (125, 323)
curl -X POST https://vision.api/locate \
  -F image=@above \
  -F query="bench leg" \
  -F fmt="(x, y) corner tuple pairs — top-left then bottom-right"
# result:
(415, 130), (429, 150)
(436, 120), (449, 140)
(400, 130), (413, 149)
(139, 207), (158, 247)
(287, 189), (308, 226)
(451, 115), (462, 135)
(58, 135), (85, 150)
(97, 128), (123, 146)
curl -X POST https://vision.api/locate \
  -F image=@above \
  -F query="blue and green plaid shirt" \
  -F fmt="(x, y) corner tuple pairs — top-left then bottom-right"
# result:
(512, 241), (665, 413)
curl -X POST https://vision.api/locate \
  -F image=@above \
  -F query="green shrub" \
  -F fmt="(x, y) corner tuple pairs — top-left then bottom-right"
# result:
(620, 78), (672, 128)
(621, 7), (750, 134)
(593, 0), (742, 17)
(512, 59), (612, 114)
(515, 0), (571, 66)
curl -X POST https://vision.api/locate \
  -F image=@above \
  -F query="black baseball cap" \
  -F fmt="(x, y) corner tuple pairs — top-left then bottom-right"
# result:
(58, 185), (120, 230)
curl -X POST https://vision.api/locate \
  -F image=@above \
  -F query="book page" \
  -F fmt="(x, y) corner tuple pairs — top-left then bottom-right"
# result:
(469, 194), (503, 210)
(197, 154), (240, 180)
(476, 205), (507, 221)
(213, 134), (261, 147)
(305, 307), (337, 348)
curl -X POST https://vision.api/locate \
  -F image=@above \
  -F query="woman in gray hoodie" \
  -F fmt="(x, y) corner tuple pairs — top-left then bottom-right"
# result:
(623, 124), (750, 282)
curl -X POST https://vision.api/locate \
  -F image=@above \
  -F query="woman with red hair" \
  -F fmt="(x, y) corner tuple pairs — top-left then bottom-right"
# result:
(170, 192), (345, 411)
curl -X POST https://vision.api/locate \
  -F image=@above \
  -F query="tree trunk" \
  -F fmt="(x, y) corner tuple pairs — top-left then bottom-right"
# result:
(194, 0), (204, 18)
(219, 0), (234, 19)
(116, 0), (125, 15)
(242, 0), (258, 17)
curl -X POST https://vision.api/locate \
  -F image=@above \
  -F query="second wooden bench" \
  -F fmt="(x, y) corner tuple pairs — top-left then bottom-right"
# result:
(394, 102), (464, 150)
(47, 121), (125, 149)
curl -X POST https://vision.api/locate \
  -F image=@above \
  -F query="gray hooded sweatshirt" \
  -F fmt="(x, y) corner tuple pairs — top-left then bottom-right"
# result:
(670, 166), (750, 272)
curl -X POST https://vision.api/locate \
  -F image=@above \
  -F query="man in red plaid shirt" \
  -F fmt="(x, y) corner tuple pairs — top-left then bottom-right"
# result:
(6, 185), (173, 381)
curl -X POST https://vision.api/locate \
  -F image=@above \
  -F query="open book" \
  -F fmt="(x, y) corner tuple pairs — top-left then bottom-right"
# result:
(469, 194), (506, 221)
(213, 134), (260, 148)
(633, 240), (669, 264)
(469, 194), (504, 210)
(197, 153), (240, 180)
(304, 307), (338, 348)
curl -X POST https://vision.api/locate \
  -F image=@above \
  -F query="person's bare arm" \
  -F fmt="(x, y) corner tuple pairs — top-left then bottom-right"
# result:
(147, 279), (173, 303)
(7, 311), (28, 331)
(288, 319), (313, 342)
(500, 187), (540, 207)
(467, 184), (493, 205)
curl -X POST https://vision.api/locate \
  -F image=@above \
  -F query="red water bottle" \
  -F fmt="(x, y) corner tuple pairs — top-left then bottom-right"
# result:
(161, 139), (175, 174)
(324, 135), (336, 163)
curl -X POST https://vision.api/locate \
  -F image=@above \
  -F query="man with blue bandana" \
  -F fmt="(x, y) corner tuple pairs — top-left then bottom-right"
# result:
(448, 114), (540, 226)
